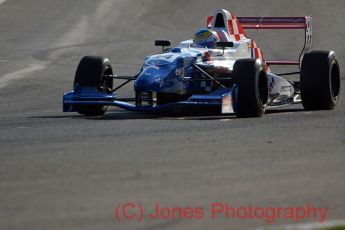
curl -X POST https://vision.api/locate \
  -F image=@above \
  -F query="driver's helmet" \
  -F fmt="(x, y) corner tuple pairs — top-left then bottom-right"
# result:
(193, 29), (220, 48)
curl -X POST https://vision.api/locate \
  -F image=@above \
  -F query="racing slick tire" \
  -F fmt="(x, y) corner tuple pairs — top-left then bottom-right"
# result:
(232, 59), (268, 118)
(73, 56), (113, 116)
(300, 50), (340, 110)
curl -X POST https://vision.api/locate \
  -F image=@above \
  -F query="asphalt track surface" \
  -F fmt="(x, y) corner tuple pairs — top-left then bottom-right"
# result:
(0, 1), (344, 230)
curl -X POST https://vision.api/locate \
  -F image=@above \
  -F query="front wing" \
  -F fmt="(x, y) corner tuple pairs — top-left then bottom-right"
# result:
(63, 87), (236, 114)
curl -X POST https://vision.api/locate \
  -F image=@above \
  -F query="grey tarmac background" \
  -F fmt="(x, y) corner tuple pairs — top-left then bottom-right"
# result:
(0, 0), (344, 230)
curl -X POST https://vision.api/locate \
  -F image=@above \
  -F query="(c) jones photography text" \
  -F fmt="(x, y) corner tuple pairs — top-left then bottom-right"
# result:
(115, 201), (328, 224)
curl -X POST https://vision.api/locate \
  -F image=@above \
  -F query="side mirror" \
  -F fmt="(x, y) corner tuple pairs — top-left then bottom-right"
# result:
(155, 40), (171, 52)
(216, 42), (234, 56)
(216, 42), (234, 48)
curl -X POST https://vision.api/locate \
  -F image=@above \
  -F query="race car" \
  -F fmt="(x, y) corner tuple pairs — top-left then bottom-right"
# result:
(63, 9), (341, 117)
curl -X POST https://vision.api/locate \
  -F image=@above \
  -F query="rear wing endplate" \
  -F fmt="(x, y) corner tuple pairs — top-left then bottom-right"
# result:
(237, 17), (312, 66)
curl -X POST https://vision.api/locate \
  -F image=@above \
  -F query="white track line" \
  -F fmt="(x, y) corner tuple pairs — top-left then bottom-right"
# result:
(0, 63), (46, 89)
(0, 0), (7, 5)
(256, 219), (345, 230)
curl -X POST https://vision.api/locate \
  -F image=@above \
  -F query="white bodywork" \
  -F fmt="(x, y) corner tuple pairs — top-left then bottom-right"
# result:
(177, 39), (295, 105)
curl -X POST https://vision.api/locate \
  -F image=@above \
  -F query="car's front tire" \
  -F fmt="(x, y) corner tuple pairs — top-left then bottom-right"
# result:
(232, 59), (268, 118)
(74, 56), (113, 116)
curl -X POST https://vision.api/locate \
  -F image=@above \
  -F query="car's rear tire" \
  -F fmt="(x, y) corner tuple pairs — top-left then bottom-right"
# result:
(232, 59), (268, 118)
(300, 50), (340, 110)
(74, 56), (113, 116)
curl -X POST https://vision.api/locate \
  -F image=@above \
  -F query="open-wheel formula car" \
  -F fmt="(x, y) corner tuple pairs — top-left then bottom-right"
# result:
(63, 9), (341, 117)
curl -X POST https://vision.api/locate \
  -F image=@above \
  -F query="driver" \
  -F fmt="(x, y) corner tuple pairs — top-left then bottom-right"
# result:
(193, 28), (220, 48)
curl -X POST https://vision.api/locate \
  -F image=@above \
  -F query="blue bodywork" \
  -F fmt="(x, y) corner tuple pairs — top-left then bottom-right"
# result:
(134, 47), (212, 94)
(63, 46), (237, 114)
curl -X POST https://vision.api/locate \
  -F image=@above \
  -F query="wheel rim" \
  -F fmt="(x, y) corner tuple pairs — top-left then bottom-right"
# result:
(330, 62), (340, 100)
(99, 65), (113, 92)
(258, 71), (268, 107)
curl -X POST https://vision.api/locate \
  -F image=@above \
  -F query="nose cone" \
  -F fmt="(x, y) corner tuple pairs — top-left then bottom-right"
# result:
(134, 67), (169, 92)
(135, 53), (184, 92)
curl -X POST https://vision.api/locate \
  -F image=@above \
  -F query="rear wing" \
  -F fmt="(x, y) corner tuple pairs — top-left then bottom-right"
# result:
(236, 17), (312, 66)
